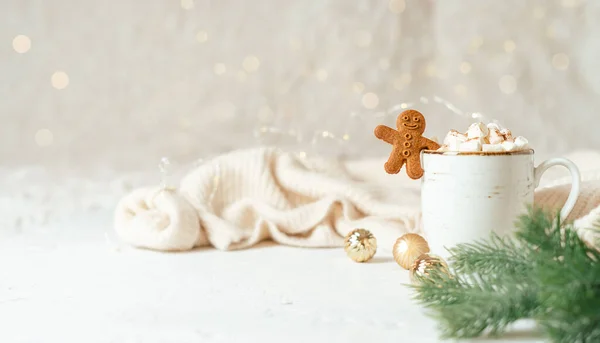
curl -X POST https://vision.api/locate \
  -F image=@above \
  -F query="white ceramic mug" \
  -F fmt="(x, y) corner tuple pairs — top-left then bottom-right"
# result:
(420, 149), (581, 258)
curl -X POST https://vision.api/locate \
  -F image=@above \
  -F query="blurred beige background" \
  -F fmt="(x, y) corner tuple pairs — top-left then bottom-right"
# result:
(4, 2), (600, 341)
(2, 0), (600, 172)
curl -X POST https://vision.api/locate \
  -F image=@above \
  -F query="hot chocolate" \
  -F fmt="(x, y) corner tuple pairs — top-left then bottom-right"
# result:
(437, 122), (529, 153)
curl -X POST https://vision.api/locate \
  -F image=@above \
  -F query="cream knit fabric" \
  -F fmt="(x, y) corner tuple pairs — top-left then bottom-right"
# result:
(114, 148), (600, 251)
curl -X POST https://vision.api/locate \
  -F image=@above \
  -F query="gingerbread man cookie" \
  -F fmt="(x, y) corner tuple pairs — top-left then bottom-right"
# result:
(374, 109), (440, 179)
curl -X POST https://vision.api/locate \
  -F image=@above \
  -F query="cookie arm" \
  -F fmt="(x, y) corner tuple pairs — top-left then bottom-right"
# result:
(384, 147), (405, 174)
(420, 137), (440, 151)
(374, 125), (399, 144)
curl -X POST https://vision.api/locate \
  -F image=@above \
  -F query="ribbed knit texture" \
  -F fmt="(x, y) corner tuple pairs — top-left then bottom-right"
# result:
(114, 148), (600, 251)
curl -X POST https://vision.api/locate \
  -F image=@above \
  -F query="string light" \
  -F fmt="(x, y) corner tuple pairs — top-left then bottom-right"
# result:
(386, 96), (467, 118)
(379, 58), (390, 70)
(35, 129), (54, 147)
(11, 2), (586, 238)
(242, 55), (260, 73)
(17, 6), (545, 158)
(459, 62), (472, 74)
(388, 0), (406, 14)
(196, 31), (208, 43)
(425, 63), (437, 77)
(503, 40), (516, 53)
(311, 130), (350, 146)
(362, 92), (379, 109)
(561, 0), (580, 8)
(255, 124), (351, 148)
(257, 96), (477, 157)
(51, 71), (69, 90)
(214, 63), (227, 75)
(181, 0), (194, 10)
(352, 82), (365, 94)
(468, 36), (484, 53)
(254, 95), (487, 161)
(316, 69), (328, 82)
(254, 126), (300, 142)
(552, 53), (570, 70)
(12, 35), (31, 53)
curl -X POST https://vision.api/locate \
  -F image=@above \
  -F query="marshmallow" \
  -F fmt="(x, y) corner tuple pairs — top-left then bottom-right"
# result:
(466, 122), (489, 140)
(500, 128), (513, 141)
(502, 140), (516, 151)
(437, 122), (530, 153)
(486, 122), (502, 131)
(488, 128), (504, 144)
(460, 137), (485, 152)
(514, 136), (529, 149)
(443, 130), (468, 151)
(482, 144), (505, 152)
(443, 130), (467, 144)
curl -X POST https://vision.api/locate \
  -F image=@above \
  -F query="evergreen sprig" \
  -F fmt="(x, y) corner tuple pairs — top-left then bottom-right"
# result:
(411, 207), (600, 342)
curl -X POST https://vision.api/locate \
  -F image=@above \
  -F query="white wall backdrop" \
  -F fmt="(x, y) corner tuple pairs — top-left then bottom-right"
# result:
(2, 0), (600, 172)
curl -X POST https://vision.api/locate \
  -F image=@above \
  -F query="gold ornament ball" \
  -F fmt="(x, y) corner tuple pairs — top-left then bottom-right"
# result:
(393, 233), (430, 270)
(409, 253), (450, 283)
(344, 228), (377, 262)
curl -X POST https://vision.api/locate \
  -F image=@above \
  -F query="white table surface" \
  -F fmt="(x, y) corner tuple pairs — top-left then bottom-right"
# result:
(0, 209), (545, 343)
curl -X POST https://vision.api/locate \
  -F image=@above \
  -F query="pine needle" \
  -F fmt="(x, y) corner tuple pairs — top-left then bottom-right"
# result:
(410, 207), (600, 342)
(448, 233), (531, 278)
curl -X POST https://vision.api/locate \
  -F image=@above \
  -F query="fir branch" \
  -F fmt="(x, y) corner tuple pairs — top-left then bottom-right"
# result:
(410, 207), (600, 342)
(448, 233), (531, 278)
(514, 207), (558, 252)
(537, 273), (600, 343)
(525, 216), (600, 342)
(411, 268), (539, 338)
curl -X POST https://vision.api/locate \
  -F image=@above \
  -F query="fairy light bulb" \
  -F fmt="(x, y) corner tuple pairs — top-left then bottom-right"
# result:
(12, 35), (31, 53)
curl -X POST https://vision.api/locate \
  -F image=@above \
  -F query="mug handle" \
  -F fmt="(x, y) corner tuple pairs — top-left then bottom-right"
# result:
(534, 158), (581, 222)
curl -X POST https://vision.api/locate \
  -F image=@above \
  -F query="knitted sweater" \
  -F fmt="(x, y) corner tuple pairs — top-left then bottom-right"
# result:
(114, 148), (600, 251)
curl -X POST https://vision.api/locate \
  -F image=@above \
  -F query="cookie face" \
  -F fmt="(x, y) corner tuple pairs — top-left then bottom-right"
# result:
(396, 109), (426, 134)
(375, 109), (439, 179)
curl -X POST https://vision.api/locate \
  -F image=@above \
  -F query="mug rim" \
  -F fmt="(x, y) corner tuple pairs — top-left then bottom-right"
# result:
(422, 148), (534, 156)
